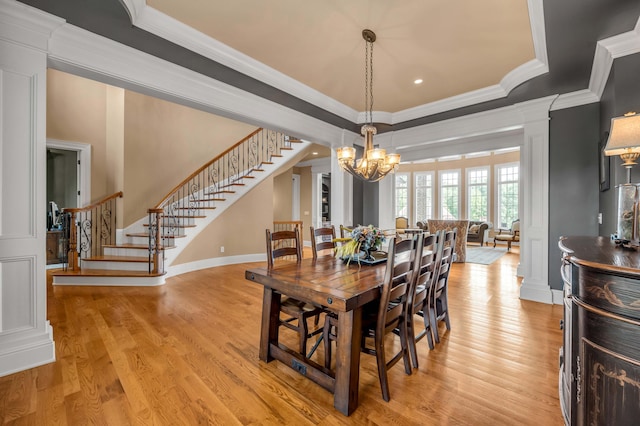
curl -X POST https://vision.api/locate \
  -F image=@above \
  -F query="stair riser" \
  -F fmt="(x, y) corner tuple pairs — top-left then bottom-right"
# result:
(128, 235), (180, 245)
(81, 260), (150, 272)
(53, 275), (165, 286)
(103, 247), (150, 257)
(152, 217), (200, 226)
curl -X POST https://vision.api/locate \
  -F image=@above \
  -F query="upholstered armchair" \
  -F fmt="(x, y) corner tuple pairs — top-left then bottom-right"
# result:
(493, 219), (520, 251)
(466, 221), (491, 246)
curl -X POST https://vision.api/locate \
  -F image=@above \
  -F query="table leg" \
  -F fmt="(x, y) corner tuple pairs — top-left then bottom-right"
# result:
(259, 287), (281, 362)
(334, 307), (362, 415)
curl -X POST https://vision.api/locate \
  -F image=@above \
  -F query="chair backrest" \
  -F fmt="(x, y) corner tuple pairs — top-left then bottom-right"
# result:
(412, 232), (439, 287)
(512, 219), (520, 237)
(310, 225), (336, 258)
(340, 225), (353, 238)
(408, 232), (440, 310)
(266, 227), (302, 269)
(434, 229), (456, 293)
(395, 217), (408, 230)
(377, 236), (414, 334)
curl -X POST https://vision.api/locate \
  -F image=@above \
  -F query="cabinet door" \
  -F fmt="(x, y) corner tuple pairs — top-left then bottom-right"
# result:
(577, 304), (640, 425)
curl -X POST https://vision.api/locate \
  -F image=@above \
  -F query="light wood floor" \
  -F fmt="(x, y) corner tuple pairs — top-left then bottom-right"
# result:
(1, 246), (563, 425)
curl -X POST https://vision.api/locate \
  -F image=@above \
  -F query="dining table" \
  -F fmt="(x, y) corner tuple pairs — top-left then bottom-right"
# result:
(245, 254), (387, 416)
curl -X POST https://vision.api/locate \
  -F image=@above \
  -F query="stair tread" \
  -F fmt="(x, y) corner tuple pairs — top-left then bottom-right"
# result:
(143, 223), (197, 228)
(103, 243), (176, 250)
(84, 255), (149, 263)
(52, 269), (165, 278)
(127, 232), (187, 238)
(175, 206), (216, 210)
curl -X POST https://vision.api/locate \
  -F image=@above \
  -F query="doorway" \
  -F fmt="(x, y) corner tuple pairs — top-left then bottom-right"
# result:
(47, 148), (78, 219)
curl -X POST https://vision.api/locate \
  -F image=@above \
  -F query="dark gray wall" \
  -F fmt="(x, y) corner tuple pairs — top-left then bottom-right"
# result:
(352, 178), (379, 227)
(548, 103), (600, 290)
(599, 53), (640, 236)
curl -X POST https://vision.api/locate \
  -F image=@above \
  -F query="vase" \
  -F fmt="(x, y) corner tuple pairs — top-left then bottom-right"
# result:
(363, 247), (375, 261)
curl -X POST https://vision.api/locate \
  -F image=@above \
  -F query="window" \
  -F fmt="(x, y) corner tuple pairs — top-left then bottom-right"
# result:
(467, 167), (489, 221)
(439, 170), (459, 219)
(394, 173), (409, 219)
(496, 163), (519, 229)
(415, 172), (434, 223)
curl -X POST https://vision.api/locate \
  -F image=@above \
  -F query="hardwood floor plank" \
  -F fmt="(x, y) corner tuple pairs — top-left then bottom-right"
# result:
(1, 247), (564, 425)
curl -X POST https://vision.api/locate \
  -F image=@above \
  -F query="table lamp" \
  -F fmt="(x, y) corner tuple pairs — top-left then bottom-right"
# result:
(604, 112), (640, 246)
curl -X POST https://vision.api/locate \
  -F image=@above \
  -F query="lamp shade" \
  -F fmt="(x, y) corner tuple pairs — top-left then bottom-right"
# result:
(604, 113), (640, 156)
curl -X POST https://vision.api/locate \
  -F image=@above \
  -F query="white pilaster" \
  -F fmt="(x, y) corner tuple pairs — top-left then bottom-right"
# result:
(517, 95), (557, 303)
(0, 0), (61, 376)
(330, 147), (353, 227)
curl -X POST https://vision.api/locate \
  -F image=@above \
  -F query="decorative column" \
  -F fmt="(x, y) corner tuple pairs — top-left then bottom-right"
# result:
(516, 95), (557, 303)
(0, 0), (62, 376)
(330, 138), (354, 228)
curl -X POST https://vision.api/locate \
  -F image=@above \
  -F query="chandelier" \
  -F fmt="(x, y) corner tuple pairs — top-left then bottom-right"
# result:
(336, 29), (400, 182)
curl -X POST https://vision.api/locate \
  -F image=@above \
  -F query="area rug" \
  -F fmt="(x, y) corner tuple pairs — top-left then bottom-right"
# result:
(465, 246), (508, 265)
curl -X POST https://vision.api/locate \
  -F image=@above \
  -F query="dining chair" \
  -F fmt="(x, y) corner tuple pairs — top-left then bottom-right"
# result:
(361, 236), (415, 401)
(429, 228), (456, 344)
(266, 228), (323, 356)
(339, 225), (352, 238)
(310, 225), (336, 258)
(405, 231), (440, 368)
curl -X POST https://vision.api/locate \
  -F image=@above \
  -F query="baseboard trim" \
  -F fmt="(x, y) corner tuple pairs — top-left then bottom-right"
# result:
(0, 322), (55, 378)
(167, 253), (266, 277)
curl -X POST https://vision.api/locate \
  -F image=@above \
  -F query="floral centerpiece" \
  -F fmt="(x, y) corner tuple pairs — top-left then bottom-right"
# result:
(335, 225), (385, 262)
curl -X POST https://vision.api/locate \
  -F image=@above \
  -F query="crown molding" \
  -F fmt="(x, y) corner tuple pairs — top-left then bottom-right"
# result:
(389, 104), (524, 150)
(0, 0), (64, 51)
(123, 0), (360, 122)
(589, 16), (640, 99)
(550, 89), (599, 111)
(118, 0), (548, 125)
(46, 23), (346, 146)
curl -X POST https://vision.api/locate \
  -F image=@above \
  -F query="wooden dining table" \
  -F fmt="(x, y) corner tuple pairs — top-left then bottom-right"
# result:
(245, 255), (387, 416)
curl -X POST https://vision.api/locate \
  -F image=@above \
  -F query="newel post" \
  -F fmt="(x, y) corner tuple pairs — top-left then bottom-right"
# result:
(148, 208), (163, 274)
(66, 210), (79, 271)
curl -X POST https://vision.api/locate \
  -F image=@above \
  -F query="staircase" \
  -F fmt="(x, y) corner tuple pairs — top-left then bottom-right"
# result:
(53, 128), (309, 286)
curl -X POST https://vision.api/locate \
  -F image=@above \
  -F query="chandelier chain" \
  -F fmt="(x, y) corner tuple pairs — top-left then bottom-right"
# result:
(365, 38), (374, 125)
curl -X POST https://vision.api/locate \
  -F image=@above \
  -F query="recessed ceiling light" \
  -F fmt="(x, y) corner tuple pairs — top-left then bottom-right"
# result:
(414, 79), (423, 85)
(312, 151), (318, 155)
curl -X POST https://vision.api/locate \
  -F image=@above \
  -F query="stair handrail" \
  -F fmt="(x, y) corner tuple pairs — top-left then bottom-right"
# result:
(153, 128), (262, 210)
(63, 191), (123, 271)
(147, 128), (299, 275)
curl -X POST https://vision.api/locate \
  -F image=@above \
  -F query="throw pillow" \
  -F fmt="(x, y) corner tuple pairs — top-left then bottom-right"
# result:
(469, 224), (480, 234)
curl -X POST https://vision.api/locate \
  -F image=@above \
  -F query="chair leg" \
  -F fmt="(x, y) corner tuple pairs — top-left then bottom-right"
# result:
(429, 305), (440, 344)
(420, 311), (435, 350)
(442, 293), (451, 331)
(406, 316), (419, 369)
(399, 322), (412, 376)
(323, 317), (333, 369)
(298, 314), (308, 356)
(374, 335), (391, 402)
(507, 240), (512, 251)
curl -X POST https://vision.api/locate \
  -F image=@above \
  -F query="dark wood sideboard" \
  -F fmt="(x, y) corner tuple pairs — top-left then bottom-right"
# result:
(46, 230), (65, 264)
(558, 236), (640, 425)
